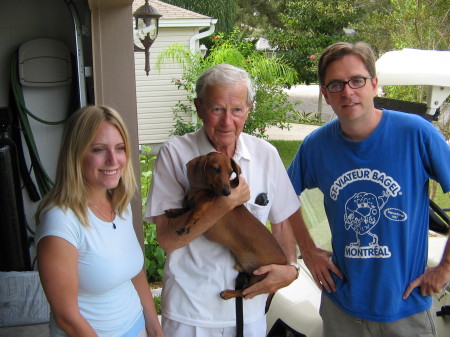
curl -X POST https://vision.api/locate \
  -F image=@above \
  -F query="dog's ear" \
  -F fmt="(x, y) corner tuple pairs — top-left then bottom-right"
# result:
(186, 155), (208, 186)
(230, 158), (241, 188)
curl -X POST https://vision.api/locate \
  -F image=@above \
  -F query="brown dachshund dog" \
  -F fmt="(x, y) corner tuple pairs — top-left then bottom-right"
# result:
(165, 151), (287, 300)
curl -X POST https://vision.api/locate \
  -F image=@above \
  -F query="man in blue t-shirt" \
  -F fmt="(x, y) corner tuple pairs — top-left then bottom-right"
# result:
(287, 41), (450, 337)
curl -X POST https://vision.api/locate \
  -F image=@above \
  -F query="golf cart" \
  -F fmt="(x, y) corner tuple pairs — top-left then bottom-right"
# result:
(266, 48), (450, 337)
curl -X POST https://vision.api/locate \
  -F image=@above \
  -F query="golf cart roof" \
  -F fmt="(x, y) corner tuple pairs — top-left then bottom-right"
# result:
(376, 48), (450, 87)
(376, 48), (450, 115)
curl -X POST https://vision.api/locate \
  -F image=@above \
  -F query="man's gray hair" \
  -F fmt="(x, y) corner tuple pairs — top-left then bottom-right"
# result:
(195, 64), (255, 105)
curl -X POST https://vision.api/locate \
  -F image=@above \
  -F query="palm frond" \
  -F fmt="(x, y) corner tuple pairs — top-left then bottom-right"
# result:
(155, 44), (199, 73)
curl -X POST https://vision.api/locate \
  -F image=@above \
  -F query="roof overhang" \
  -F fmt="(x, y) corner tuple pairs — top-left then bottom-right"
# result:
(159, 18), (217, 28)
(88, 0), (132, 8)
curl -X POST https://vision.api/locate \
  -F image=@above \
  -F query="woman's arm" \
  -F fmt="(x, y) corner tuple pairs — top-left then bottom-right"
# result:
(37, 236), (97, 336)
(131, 269), (164, 337)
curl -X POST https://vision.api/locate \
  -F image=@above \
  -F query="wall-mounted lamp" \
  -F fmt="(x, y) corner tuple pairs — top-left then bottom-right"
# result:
(133, 0), (162, 76)
(199, 44), (208, 57)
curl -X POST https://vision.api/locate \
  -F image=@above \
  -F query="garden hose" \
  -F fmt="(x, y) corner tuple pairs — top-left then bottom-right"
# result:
(10, 53), (70, 197)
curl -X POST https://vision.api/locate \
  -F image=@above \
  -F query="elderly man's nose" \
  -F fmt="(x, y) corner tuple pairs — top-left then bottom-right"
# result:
(220, 110), (233, 122)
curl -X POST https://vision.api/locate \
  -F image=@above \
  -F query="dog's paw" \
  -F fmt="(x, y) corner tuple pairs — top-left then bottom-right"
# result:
(220, 290), (241, 300)
(164, 208), (185, 218)
(220, 290), (232, 300)
(176, 226), (191, 236)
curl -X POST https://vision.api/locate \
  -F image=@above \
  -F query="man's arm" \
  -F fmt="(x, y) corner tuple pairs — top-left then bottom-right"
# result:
(404, 194), (450, 299)
(272, 215), (298, 263)
(404, 236), (450, 299)
(155, 177), (250, 253)
(290, 208), (343, 292)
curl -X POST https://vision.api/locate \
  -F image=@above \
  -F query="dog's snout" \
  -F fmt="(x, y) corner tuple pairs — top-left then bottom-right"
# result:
(222, 188), (231, 196)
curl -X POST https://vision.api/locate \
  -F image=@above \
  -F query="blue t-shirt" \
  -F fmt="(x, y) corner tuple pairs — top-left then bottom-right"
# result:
(288, 109), (450, 322)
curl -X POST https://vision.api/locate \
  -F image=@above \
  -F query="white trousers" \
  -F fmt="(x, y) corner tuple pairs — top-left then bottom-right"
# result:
(162, 315), (267, 337)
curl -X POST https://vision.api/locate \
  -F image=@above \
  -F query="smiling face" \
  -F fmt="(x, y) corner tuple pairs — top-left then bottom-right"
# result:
(82, 121), (127, 198)
(321, 54), (378, 124)
(195, 82), (252, 157)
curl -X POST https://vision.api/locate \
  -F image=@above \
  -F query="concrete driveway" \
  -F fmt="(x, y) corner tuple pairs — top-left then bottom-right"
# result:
(265, 123), (320, 141)
(266, 85), (330, 141)
(286, 85), (335, 122)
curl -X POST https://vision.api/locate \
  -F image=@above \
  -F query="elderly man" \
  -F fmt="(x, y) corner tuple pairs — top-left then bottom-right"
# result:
(145, 63), (301, 337)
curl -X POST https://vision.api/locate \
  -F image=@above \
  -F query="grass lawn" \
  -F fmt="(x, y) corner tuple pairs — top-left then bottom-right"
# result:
(268, 140), (301, 168)
(432, 184), (450, 215)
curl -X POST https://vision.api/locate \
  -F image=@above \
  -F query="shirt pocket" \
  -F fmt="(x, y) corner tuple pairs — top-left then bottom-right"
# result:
(246, 202), (270, 224)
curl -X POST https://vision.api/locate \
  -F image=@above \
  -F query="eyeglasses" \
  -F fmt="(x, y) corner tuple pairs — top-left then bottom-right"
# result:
(323, 77), (373, 93)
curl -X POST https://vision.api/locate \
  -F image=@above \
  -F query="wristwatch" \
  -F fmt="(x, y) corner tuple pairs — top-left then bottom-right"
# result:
(287, 262), (300, 279)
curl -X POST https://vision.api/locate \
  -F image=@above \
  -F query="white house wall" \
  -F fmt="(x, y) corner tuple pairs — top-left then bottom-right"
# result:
(135, 27), (198, 146)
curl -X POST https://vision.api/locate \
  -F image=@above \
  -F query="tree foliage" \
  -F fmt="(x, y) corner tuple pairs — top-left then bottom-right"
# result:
(355, 0), (449, 106)
(357, 0), (450, 52)
(162, 0), (288, 34)
(156, 28), (299, 138)
(265, 0), (362, 84)
(162, 0), (449, 85)
(235, 0), (287, 33)
(162, 0), (238, 33)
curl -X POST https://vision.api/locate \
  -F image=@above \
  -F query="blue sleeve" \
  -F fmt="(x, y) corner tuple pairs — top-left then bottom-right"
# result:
(287, 144), (304, 195)
(424, 123), (450, 193)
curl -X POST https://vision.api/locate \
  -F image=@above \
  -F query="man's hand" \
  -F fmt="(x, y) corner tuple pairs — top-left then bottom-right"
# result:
(403, 264), (450, 299)
(302, 246), (343, 293)
(288, 208), (342, 292)
(241, 264), (297, 299)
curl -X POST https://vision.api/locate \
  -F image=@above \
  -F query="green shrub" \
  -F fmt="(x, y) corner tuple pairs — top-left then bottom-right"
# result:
(143, 222), (165, 283)
(140, 145), (165, 283)
(153, 295), (162, 315)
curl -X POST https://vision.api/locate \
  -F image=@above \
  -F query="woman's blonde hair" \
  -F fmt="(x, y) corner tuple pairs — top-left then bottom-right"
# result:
(35, 105), (137, 227)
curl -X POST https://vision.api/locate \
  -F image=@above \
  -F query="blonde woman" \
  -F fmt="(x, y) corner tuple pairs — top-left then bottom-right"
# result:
(35, 105), (163, 337)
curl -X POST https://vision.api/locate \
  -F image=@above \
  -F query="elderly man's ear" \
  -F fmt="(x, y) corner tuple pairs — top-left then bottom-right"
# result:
(194, 98), (204, 118)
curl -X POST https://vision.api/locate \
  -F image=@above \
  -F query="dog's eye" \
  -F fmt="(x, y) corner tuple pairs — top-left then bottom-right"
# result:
(212, 167), (220, 173)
